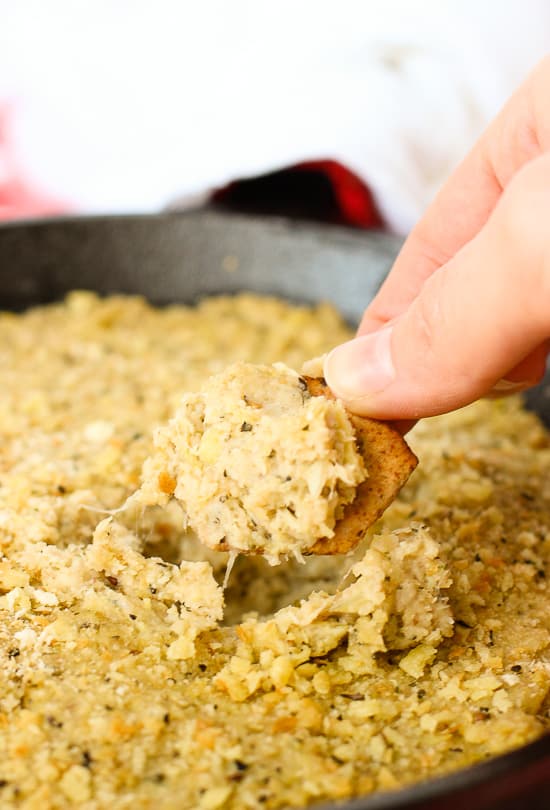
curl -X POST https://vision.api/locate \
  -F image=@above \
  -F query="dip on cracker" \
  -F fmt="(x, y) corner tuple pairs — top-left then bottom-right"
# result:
(134, 362), (416, 562)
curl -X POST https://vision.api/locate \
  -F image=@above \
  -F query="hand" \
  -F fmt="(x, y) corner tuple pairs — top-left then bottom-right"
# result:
(325, 56), (550, 421)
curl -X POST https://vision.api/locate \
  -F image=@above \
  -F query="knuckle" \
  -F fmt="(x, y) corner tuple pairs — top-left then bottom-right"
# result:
(506, 152), (550, 207)
(413, 269), (476, 387)
(407, 272), (446, 363)
(496, 155), (550, 334)
(401, 274), (475, 412)
(410, 284), (438, 352)
(532, 54), (550, 89)
(500, 156), (550, 285)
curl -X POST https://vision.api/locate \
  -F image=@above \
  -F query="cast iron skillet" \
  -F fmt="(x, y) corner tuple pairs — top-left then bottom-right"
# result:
(0, 210), (548, 810)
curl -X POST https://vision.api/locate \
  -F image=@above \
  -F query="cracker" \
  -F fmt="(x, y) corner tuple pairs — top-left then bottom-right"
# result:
(304, 377), (418, 554)
(214, 375), (418, 557)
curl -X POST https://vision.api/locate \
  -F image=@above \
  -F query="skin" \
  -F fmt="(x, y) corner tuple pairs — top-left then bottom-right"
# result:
(324, 56), (550, 421)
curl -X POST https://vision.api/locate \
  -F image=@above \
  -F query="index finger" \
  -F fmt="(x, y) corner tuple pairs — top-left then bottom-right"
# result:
(360, 55), (550, 335)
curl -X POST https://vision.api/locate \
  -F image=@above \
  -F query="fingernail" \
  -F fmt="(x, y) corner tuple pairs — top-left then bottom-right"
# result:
(324, 327), (395, 402)
(491, 378), (530, 394)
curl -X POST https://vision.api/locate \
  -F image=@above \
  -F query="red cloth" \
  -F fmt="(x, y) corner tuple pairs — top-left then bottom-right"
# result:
(211, 159), (383, 229)
(0, 98), (383, 231)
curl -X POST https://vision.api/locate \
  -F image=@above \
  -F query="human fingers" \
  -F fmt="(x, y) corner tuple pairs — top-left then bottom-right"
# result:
(325, 153), (550, 419)
(484, 340), (549, 398)
(360, 55), (550, 336)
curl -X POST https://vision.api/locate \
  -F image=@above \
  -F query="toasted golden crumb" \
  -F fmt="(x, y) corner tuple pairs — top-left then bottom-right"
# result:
(0, 292), (547, 810)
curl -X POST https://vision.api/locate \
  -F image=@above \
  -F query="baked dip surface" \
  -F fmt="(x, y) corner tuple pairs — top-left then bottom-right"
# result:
(135, 362), (367, 562)
(0, 292), (548, 809)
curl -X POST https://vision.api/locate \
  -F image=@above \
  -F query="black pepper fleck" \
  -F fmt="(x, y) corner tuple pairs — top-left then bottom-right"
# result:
(234, 760), (249, 771)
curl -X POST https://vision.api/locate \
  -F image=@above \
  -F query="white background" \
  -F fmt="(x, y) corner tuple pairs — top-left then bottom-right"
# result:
(0, 1), (548, 231)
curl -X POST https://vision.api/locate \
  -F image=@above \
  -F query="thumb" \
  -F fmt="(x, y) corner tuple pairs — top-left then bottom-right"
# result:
(325, 155), (550, 420)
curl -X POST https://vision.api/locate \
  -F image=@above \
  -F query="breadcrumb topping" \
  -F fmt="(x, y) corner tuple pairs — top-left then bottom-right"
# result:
(0, 292), (547, 809)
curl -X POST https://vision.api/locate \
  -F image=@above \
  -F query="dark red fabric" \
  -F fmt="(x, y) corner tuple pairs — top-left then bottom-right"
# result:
(293, 160), (383, 228)
(211, 159), (384, 229)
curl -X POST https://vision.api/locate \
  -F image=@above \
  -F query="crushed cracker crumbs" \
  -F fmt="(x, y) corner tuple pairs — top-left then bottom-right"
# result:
(0, 291), (548, 810)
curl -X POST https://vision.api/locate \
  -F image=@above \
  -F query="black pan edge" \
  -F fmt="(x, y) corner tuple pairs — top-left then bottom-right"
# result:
(313, 732), (550, 810)
(0, 210), (401, 323)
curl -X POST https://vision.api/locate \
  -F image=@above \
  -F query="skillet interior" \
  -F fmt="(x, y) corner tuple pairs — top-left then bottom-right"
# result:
(0, 210), (548, 810)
